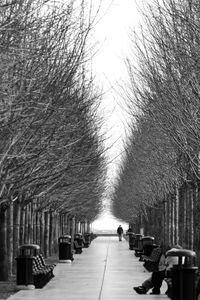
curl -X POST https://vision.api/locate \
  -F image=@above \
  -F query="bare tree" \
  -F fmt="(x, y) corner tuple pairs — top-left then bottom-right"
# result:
(111, 0), (200, 252)
(0, 0), (106, 280)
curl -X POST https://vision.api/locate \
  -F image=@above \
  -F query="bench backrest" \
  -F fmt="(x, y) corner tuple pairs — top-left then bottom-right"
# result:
(34, 255), (45, 267)
(150, 247), (162, 262)
(38, 254), (46, 266)
(74, 240), (81, 249)
(32, 256), (43, 274)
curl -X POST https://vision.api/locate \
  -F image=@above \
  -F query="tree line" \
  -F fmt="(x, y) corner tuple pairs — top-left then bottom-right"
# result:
(0, 0), (106, 280)
(112, 0), (200, 264)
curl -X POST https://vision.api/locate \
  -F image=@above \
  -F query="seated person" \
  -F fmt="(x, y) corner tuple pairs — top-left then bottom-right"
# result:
(133, 244), (182, 295)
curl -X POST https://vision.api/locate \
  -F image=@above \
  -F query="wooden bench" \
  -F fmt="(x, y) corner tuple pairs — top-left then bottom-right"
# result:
(32, 254), (56, 288)
(74, 240), (82, 254)
(83, 234), (91, 248)
(143, 247), (162, 272)
(82, 236), (87, 247)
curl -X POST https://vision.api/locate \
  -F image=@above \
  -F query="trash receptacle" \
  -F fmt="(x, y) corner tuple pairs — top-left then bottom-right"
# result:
(166, 248), (198, 300)
(58, 235), (73, 262)
(74, 233), (83, 254)
(83, 233), (91, 248)
(134, 234), (143, 256)
(141, 236), (155, 256)
(16, 244), (40, 289)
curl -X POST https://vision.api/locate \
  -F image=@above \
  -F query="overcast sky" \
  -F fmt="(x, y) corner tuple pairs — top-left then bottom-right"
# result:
(92, 0), (141, 170)
(90, 0), (142, 229)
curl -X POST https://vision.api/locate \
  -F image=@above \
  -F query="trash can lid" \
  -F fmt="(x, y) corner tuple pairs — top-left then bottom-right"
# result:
(59, 235), (71, 239)
(141, 236), (155, 240)
(166, 248), (196, 258)
(75, 233), (82, 237)
(135, 234), (143, 239)
(19, 244), (40, 250)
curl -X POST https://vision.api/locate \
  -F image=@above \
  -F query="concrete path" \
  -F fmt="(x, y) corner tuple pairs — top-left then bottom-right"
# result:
(8, 236), (168, 300)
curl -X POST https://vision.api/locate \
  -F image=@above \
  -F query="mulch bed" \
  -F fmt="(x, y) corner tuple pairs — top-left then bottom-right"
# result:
(0, 279), (18, 300)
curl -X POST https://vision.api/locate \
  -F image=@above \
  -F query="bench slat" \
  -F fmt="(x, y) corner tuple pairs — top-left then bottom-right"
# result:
(143, 247), (162, 272)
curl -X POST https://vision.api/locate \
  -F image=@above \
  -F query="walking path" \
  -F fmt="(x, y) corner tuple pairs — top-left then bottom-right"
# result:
(8, 236), (168, 300)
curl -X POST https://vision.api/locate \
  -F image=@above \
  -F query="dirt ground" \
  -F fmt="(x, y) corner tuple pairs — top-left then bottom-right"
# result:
(0, 280), (18, 300)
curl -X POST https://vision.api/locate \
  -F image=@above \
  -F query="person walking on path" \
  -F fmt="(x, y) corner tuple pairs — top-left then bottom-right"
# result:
(117, 225), (123, 241)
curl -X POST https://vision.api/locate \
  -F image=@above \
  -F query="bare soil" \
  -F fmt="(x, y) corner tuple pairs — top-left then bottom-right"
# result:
(0, 279), (18, 300)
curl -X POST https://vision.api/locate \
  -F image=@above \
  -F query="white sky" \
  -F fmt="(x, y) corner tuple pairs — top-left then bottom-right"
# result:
(92, 211), (128, 231)
(90, 0), (142, 230)
(91, 0), (141, 171)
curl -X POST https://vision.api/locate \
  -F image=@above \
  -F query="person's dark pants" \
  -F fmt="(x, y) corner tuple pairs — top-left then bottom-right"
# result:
(118, 234), (122, 241)
(151, 270), (166, 291)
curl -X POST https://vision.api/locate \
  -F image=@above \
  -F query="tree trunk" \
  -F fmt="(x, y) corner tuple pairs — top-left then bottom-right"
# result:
(163, 199), (167, 247)
(190, 186), (194, 249)
(52, 213), (58, 254)
(175, 185), (179, 245)
(87, 221), (90, 233)
(67, 215), (71, 235)
(28, 202), (33, 243)
(193, 184), (199, 251)
(7, 203), (13, 278)
(171, 195), (175, 246)
(75, 220), (78, 233)
(71, 216), (75, 253)
(79, 221), (81, 233)
(183, 185), (187, 248)
(40, 211), (45, 253)
(36, 210), (40, 245)
(0, 206), (8, 280)
(168, 196), (171, 246)
(19, 206), (25, 245)
(63, 214), (67, 235)
(13, 200), (21, 274)
(49, 211), (53, 256)
(186, 187), (190, 247)
(60, 214), (63, 235)
(32, 202), (37, 244)
(24, 205), (28, 244)
(44, 211), (49, 257)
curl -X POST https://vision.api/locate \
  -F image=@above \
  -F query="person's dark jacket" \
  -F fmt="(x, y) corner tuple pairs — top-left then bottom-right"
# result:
(117, 226), (123, 235)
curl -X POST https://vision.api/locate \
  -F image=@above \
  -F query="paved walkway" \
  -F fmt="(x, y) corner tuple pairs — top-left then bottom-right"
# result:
(8, 236), (168, 300)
